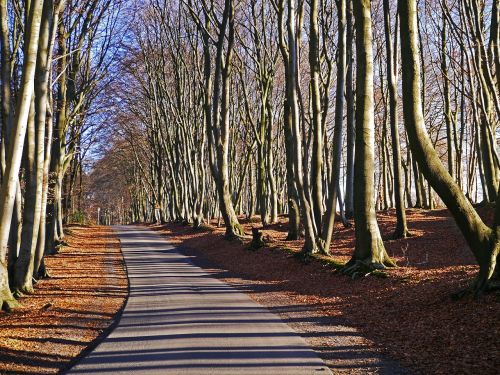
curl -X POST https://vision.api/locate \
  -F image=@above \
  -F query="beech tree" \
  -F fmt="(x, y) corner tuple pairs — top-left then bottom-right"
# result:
(399, 0), (499, 294)
(0, 0), (121, 311)
(0, 0), (44, 310)
(186, 0), (244, 238)
(343, 0), (395, 274)
(382, 0), (409, 238)
(70, 0), (498, 294)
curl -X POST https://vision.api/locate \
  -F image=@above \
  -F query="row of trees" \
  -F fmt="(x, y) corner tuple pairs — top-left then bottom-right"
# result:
(84, 0), (497, 297)
(0, 0), (121, 311)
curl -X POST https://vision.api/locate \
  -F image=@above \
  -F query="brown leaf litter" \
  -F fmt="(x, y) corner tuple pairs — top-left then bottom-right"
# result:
(0, 225), (128, 374)
(150, 208), (499, 375)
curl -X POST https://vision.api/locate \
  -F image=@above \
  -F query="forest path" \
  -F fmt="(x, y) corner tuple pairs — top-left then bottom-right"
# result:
(67, 225), (332, 374)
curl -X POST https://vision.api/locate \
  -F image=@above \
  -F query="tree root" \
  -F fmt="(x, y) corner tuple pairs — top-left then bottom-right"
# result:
(340, 216), (352, 228)
(224, 222), (245, 239)
(192, 217), (206, 230)
(294, 250), (312, 264)
(392, 228), (413, 240)
(33, 268), (51, 285)
(451, 277), (500, 300)
(341, 259), (393, 279)
(37, 266), (51, 280)
(12, 285), (34, 299)
(249, 228), (268, 250)
(1, 298), (21, 312)
(46, 247), (58, 255)
(451, 287), (474, 300)
(192, 223), (212, 232)
(56, 239), (69, 247)
(315, 238), (331, 256)
(12, 290), (24, 299)
(50, 242), (66, 254)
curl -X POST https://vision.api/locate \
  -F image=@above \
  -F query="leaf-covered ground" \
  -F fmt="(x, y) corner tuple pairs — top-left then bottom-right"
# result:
(0, 226), (128, 374)
(151, 208), (499, 375)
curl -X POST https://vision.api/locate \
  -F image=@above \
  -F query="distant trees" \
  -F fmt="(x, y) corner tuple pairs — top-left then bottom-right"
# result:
(77, 0), (500, 295)
(4, 0), (497, 311)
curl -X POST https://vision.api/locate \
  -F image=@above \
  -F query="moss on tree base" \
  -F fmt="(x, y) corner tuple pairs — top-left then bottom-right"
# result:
(342, 258), (396, 279)
(224, 222), (245, 240)
(1, 298), (21, 312)
(0, 287), (21, 312)
(249, 228), (267, 250)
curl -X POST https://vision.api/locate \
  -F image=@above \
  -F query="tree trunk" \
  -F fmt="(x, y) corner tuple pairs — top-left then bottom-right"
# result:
(345, 0), (395, 275)
(7, 182), (21, 285)
(266, 97), (278, 223)
(0, 0), (44, 310)
(309, 0), (324, 233)
(344, 1), (355, 219)
(441, 14), (456, 179)
(320, 0), (347, 254)
(210, 0), (242, 238)
(284, 101), (300, 240)
(381, 110), (390, 210)
(274, 0), (300, 240)
(413, 157), (425, 208)
(13, 97), (40, 295)
(34, 0), (61, 279)
(399, 0), (499, 295)
(46, 19), (67, 254)
(287, 0), (318, 254)
(0, 0), (12, 181)
(383, 0), (409, 238)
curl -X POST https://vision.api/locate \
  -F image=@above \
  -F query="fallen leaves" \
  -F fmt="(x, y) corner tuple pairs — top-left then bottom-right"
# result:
(0, 226), (127, 374)
(151, 208), (500, 375)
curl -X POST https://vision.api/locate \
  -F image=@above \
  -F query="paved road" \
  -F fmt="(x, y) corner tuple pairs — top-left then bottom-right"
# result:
(68, 226), (332, 374)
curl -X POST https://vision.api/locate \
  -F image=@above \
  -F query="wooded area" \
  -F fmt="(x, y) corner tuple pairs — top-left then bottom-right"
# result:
(0, 0), (498, 312)
(0, 0), (122, 310)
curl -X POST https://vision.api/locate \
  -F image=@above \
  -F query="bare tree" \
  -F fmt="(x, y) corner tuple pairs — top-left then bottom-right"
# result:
(344, 0), (395, 275)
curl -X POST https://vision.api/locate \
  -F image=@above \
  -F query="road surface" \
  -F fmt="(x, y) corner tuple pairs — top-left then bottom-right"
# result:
(67, 226), (332, 374)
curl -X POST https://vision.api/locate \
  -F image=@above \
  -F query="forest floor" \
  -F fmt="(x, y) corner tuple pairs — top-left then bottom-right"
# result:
(0, 226), (128, 374)
(150, 208), (500, 375)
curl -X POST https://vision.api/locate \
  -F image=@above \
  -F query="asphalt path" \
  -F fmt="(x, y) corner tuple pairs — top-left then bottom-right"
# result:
(67, 225), (332, 375)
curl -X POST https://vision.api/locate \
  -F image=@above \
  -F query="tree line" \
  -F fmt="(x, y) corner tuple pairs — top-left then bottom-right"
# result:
(0, 0), (122, 311)
(0, 0), (498, 312)
(100, 0), (499, 296)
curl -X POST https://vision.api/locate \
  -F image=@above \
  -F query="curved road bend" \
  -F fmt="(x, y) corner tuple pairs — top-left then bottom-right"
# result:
(67, 225), (332, 375)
